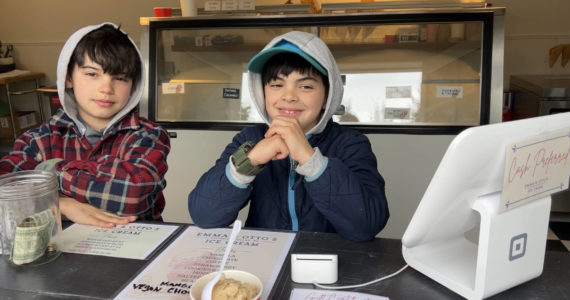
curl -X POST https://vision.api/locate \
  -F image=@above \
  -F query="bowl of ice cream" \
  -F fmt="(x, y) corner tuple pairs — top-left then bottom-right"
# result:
(190, 270), (262, 300)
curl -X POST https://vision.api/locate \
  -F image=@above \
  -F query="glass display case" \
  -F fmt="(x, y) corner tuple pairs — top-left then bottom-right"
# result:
(140, 6), (504, 134)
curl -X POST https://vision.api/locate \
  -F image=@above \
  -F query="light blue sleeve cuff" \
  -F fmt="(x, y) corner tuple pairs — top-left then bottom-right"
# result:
(35, 158), (63, 174)
(296, 147), (328, 182)
(225, 157), (254, 189)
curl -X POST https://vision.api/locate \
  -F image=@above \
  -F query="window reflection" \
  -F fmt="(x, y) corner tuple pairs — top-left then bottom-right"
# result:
(335, 72), (422, 124)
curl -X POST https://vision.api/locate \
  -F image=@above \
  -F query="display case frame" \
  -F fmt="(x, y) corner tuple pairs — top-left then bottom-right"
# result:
(140, 7), (504, 134)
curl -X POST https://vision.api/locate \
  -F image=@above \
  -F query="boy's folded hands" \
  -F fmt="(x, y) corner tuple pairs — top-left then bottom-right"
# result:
(263, 116), (315, 165)
(247, 134), (289, 166)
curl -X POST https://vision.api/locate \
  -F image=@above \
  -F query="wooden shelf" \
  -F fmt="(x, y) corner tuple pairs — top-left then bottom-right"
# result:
(0, 72), (44, 85)
(171, 40), (480, 53)
(172, 44), (264, 52)
(0, 71), (46, 139)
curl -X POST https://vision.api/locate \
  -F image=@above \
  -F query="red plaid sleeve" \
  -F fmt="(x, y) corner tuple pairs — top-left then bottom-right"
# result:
(56, 120), (170, 219)
(0, 132), (44, 174)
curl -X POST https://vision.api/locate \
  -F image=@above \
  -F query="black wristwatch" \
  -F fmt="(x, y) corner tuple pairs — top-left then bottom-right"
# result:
(231, 141), (265, 176)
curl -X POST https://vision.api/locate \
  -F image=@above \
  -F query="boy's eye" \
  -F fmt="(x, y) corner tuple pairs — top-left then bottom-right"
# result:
(85, 72), (98, 77)
(299, 81), (316, 90)
(115, 76), (129, 82)
(268, 82), (283, 88)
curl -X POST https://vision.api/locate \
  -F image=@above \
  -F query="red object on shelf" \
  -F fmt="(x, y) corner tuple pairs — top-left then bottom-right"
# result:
(502, 108), (512, 121)
(154, 7), (172, 17)
(385, 35), (397, 43)
(51, 95), (60, 106)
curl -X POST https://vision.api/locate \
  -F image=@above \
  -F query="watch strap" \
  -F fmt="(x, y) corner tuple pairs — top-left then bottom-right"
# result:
(231, 141), (265, 176)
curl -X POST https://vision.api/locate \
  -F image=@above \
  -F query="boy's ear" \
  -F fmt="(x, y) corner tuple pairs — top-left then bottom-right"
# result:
(65, 76), (73, 89)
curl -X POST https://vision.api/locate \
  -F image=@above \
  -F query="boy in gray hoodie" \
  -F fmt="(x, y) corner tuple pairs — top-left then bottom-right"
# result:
(189, 31), (388, 241)
(0, 23), (170, 228)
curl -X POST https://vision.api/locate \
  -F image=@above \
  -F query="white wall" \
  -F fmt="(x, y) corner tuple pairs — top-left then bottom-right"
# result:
(490, 0), (570, 87)
(1, 1), (569, 88)
(1, 0), (569, 238)
(0, 0), (182, 86)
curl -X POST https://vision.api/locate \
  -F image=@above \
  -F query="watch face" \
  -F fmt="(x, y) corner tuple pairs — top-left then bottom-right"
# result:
(243, 142), (253, 152)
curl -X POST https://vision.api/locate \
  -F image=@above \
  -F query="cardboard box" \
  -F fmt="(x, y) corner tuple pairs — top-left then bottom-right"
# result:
(0, 111), (40, 139)
(221, 0), (238, 10)
(238, 0), (255, 10)
(204, 0), (221, 11)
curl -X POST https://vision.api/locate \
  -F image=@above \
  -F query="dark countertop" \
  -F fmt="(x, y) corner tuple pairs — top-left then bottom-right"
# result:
(1, 226), (569, 299)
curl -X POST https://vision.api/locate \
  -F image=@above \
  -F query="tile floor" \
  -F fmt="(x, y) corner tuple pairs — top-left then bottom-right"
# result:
(547, 221), (570, 252)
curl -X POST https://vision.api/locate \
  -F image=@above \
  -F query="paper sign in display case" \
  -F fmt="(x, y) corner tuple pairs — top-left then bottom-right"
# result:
(139, 4), (504, 134)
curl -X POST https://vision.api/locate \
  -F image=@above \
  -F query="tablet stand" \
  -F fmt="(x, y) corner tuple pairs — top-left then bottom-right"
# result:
(402, 195), (550, 300)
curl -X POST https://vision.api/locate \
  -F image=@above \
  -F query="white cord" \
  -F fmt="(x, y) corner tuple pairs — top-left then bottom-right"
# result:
(312, 264), (409, 290)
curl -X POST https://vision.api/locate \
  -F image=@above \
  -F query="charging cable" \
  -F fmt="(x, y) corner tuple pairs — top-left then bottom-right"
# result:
(312, 264), (409, 290)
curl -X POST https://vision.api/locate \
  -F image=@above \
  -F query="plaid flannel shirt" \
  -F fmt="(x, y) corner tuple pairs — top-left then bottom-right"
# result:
(0, 109), (170, 221)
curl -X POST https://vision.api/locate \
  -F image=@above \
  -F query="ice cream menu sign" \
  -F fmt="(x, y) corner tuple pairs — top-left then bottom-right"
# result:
(501, 128), (570, 212)
(60, 223), (180, 259)
(114, 226), (295, 300)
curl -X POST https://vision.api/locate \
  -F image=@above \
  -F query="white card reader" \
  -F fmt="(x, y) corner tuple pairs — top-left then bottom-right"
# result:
(291, 253), (338, 284)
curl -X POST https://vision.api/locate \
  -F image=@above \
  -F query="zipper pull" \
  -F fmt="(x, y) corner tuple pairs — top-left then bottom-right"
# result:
(291, 159), (299, 171)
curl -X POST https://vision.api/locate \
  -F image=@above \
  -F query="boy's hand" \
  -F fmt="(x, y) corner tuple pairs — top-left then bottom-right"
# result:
(265, 116), (314, 165)
(247, 134), (289, 165)
(59, 197), (137, 228)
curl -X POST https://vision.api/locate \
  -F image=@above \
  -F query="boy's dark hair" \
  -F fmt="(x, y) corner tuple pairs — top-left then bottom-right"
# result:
(67, 24), (141, 89)
(261, 52), (329, 98)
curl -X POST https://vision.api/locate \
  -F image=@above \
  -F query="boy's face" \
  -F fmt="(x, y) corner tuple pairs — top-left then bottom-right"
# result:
(264, 70), (326, 133)
(65, 55), (133, 131)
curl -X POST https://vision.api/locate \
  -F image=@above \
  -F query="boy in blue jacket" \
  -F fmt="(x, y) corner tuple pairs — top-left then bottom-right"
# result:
(188, 31), (388, 241)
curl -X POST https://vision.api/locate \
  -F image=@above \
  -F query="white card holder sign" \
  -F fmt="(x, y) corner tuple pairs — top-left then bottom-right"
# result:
(501, 127), (570, 213)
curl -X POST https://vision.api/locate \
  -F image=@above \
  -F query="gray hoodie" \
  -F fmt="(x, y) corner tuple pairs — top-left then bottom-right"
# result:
(56, 22), (145, 139)
(247, 31), (344, 135)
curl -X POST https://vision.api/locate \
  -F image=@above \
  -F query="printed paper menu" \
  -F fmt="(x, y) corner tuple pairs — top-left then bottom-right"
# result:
(60, 223), (180, 260)
(290, 288), (389, 300)
(114, 226), (295, 300)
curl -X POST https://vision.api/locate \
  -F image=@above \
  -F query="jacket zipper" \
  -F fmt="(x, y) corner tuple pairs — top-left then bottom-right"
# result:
(288, 157), (299, 231)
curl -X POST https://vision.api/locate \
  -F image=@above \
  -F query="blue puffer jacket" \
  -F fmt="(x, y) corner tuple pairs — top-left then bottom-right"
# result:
(188, 120), (389, 242)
